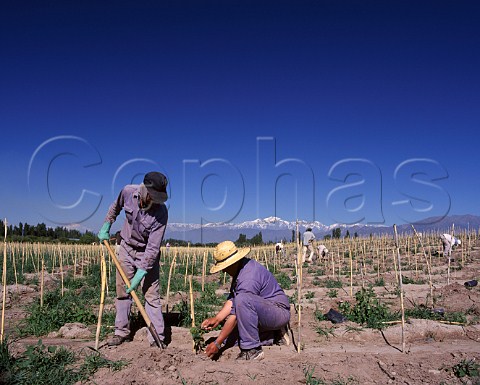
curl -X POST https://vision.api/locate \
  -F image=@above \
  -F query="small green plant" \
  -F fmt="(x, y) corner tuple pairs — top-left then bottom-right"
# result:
(404, 306), (467, 324)
(275, 272), (292, 289)
(326, 289), (338, 298)
(452, 359), (479, 378)
(324, 279), (343, 288)
(314, 308), (326, 321)
(344, 325), (364, 334)
(246, 372), (258, 380)
(81, 351), (129, 376)
(373, 277), (385, 287)
(305, 291), (315, 299)
(303, 366), (358, 385)
(401, 275), (426, 285)
(315, 325), (335, 339)
(190, 327), (206, 353)
(339, 287), (395, 329)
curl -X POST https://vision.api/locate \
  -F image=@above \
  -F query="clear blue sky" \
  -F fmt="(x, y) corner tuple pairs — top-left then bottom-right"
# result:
(1, 0), (479, 232)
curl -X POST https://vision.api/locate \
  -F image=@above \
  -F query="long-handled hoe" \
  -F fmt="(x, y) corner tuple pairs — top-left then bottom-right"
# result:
(102, 240), (164, 348)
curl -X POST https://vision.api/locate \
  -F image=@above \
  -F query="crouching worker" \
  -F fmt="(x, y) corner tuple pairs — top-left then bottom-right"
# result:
(317, 244), (329, 260)
(98, 171), (168, 348)
(201, 241), (291, 361)
(440, 233), (461, 261)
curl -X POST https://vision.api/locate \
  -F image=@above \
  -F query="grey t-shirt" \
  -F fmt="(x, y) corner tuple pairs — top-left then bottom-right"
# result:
(303, 230), (315, 245)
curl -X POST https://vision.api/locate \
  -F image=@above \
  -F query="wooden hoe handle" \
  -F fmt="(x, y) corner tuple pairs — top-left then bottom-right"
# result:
(102, 240), (164, 348)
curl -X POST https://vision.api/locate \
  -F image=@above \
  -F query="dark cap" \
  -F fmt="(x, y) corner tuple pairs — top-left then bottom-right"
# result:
(143, 172), (168, 203)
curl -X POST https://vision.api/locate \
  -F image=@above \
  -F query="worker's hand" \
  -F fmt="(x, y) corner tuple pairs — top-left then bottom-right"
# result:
(126, 269), (147, 293)
(205, 341), (220, 358)
(97, 222), (111, 242)
(201, 317), (220, 331)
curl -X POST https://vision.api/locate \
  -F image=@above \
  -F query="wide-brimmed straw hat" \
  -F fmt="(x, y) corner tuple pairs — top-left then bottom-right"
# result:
(210, 241), (251, 274)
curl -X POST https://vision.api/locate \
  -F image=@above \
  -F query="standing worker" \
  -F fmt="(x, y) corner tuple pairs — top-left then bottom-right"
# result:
(201, 241), (290, 361)
(440, 233), (461, 261)
(98, 171), (168, 348)
(275, 241), (284, 259)
(302, 227), (316, 263)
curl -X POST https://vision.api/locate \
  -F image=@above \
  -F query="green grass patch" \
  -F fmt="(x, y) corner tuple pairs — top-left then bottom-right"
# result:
(0, 339), (128, 385)
(19, 288), (98, 337)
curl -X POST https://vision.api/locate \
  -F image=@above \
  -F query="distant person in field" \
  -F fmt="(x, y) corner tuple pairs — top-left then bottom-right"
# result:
(302, 228), (316, 262)
(201, 241), (291, 361)
(275, 241), (284, 258)
(97, 171), (168, 348)
(317, 244), (329, 261)
(440, 233), (461, 260)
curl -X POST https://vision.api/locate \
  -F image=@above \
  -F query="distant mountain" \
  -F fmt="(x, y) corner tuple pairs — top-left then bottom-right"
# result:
(163, 214), (480, 243)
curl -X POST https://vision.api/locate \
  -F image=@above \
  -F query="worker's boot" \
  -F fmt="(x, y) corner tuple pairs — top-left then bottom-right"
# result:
(236, 346), (264, 361)
(107, 334), (131, 346)
(274, 325), (291, 346)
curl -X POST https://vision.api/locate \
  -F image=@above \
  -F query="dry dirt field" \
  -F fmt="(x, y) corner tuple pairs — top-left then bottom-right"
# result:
(2, 241), (480, 385)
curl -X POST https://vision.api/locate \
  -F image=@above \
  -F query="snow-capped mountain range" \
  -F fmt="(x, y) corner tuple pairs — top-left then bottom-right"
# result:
(164, 215), (480, 244)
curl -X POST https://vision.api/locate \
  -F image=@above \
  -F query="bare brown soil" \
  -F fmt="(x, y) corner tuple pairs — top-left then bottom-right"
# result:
(4, 247), (480, 385)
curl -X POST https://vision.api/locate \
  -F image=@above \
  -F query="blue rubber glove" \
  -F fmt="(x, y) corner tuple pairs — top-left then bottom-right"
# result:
(126, 269), (147, 293)
(97, 222), (111, 242)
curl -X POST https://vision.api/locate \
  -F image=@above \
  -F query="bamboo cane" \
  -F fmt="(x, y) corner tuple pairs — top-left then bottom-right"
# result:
(73, 252), (77, 281)
(447, 224), (454, 285)
(296, 220), (302, 353)
(165, 251), (177, 313)
(59, 246), (64, 297)
(1, 219), (7, 343)
(201, 251), (206, 292)
(411, 225), (433, 306)
(95, 249), (107, 350)
(40, 256), (45, 307)
(184, 254), (189, 288)
(393, 249), (399, 284)
(393, 225), (406, 353)
(189, 275), (195, 352)
(11, 247), (17, 290)
(349, 248), (353, 297)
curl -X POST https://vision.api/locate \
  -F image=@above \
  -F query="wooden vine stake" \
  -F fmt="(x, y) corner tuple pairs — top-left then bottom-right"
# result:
(296, 220), (302, 353)
(447, 224), (454, 285)
(188, 275), (195, 352)
(1, 219), (7, 343)
(393, 224), (406, 353)
(411, 225), (433, 306)
(40, 256), (45, 307)
(12, 247), (17, 290)
(201, 251), (206, 292)
(184, 254), (189, 288)
(349, 247), (353, 297)
(95, 248), (107, 350)
(165, 252), (177, 313)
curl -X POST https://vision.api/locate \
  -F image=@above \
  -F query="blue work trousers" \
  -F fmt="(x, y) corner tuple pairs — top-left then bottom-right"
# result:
(115, 241), (165, 344)
(235, 292), (290, 350)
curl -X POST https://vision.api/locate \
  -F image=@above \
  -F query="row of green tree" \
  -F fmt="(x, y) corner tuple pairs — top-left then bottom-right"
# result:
(324, 228), (359, 240)
(235, 232), (264, 246)
(0, 220), (97, 244)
